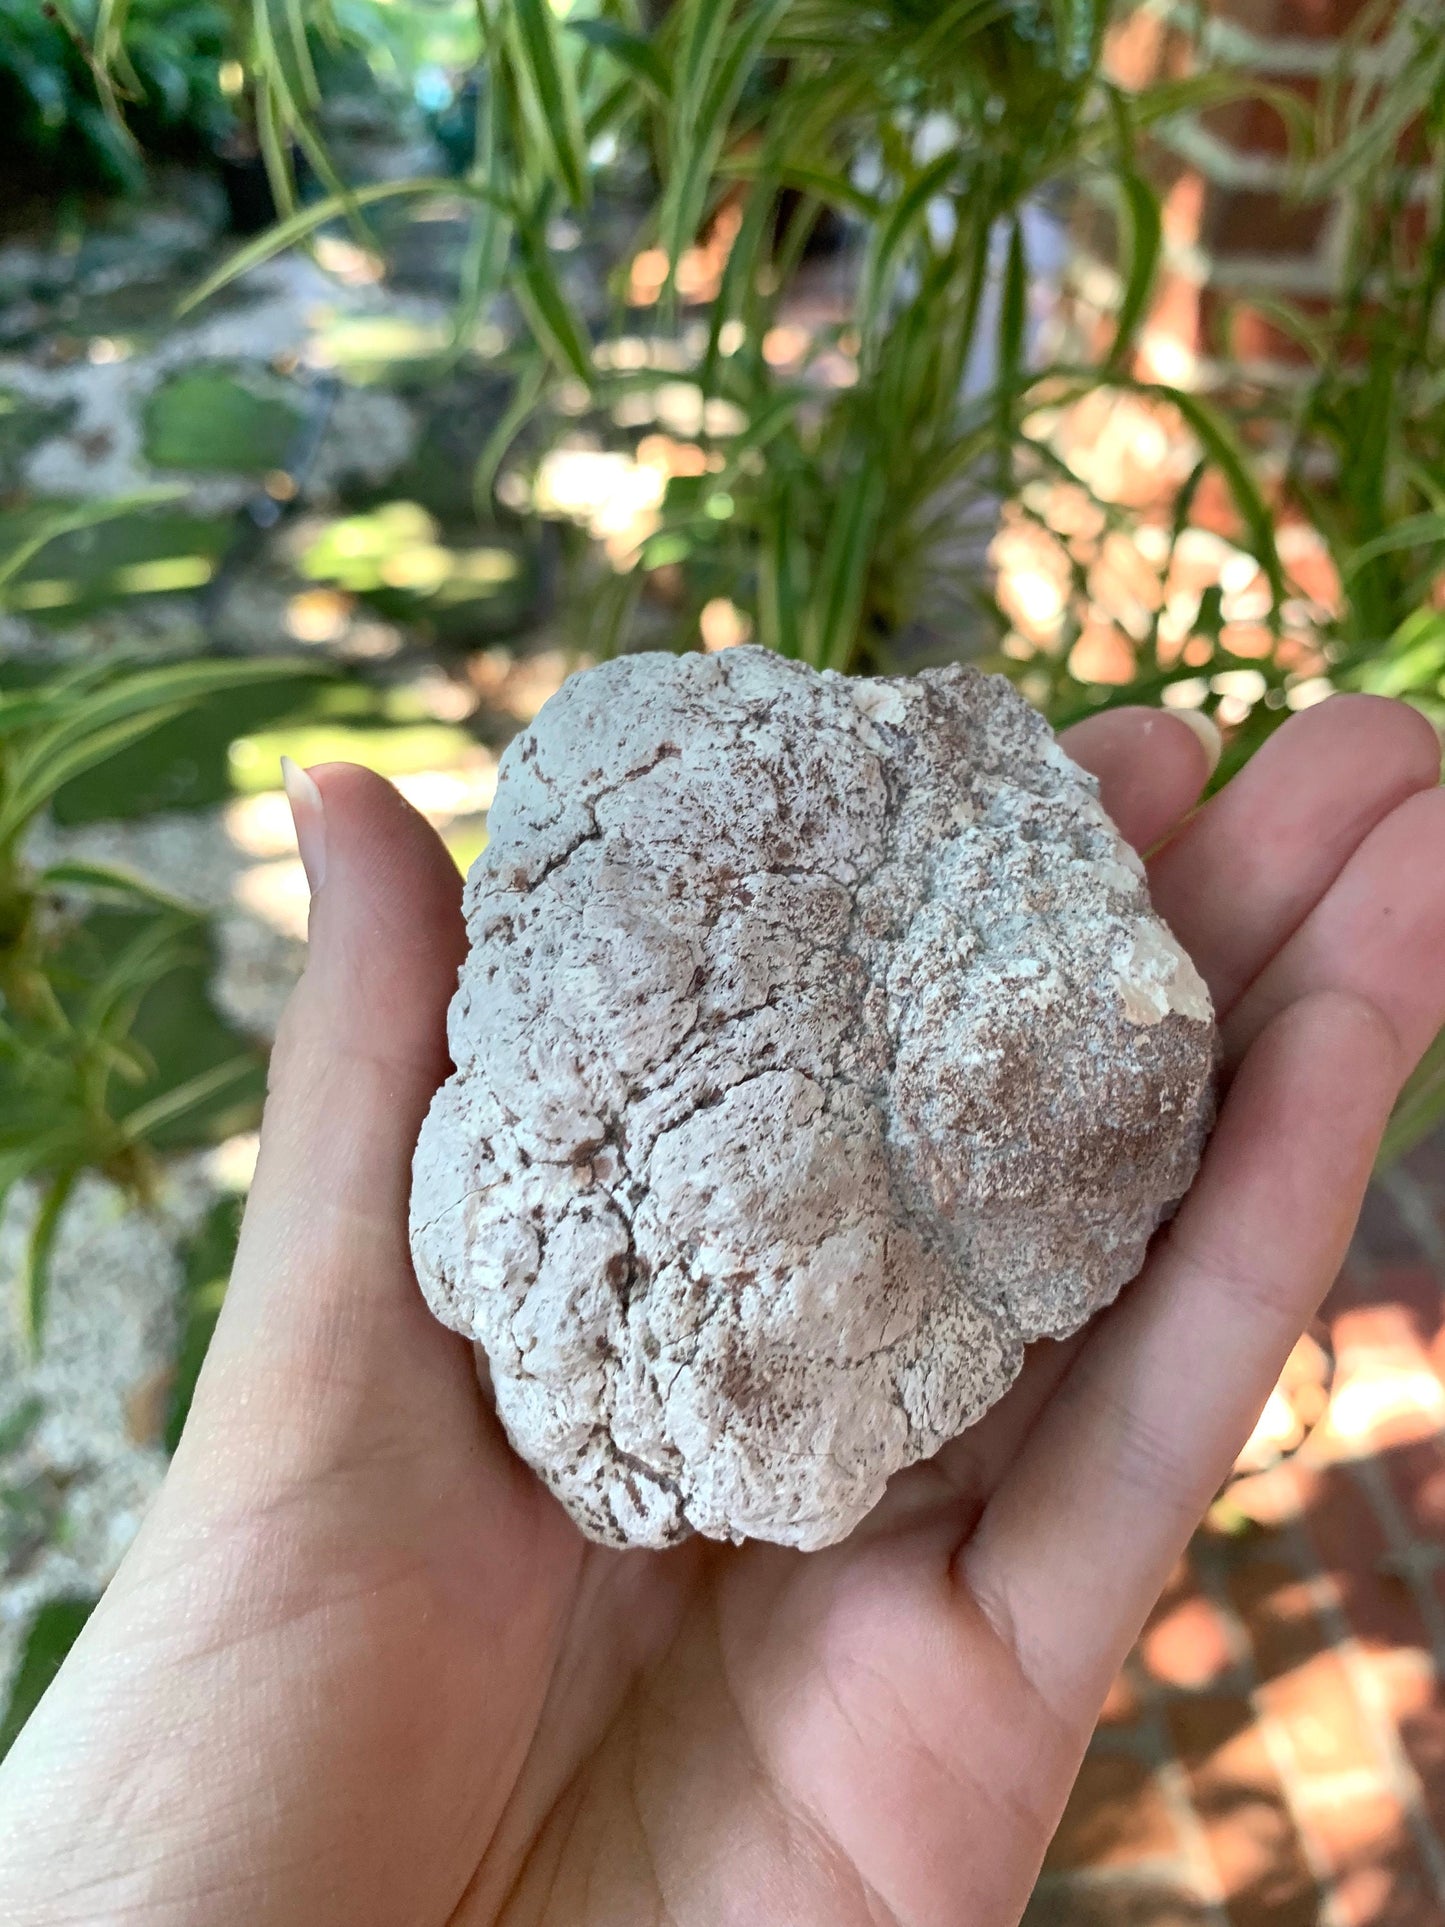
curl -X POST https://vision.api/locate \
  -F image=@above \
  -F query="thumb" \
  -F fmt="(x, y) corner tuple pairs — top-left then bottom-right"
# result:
(183, 761), (474, 1473)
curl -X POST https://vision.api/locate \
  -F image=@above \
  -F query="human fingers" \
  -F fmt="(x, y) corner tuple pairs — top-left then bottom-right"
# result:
(1147, 694), (1440, 1013)
(956, 990), (1411, 1727)
(1220, 784), (1445, 1073)
(183, 763), (478, 1475)
(1059, 705), (1219, 852)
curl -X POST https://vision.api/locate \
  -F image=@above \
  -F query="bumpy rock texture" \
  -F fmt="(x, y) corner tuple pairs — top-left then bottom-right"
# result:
(410, 648), (1216, 1550)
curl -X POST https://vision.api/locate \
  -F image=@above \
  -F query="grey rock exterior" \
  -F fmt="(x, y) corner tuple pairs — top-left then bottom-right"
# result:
(410, 648), (1216, 1550)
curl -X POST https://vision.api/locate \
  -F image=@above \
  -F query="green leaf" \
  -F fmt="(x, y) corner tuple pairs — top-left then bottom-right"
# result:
(1108, 170), (1162, 369)
(36, 861), (200, 917)
(511, 0), (590, 207)
(0, 1596), (97, 1762)
(473, 357), (549, 513)
(0, 705), (191, 845)
(1345, 513), (1445, 577)
(166, 1196), (244, 1455)
(120, 1056), (255, 1143)
(0, 490), (186, 606)
(1148, 384), (1287, 609)
(449, 75), (514, 361)
(860, 150), (960, 346)
(995, 216), (1028, 491)
(281, 0), (322, 111)
(513, 220), (593, 382)
(0, 1396), (43, 1459)
(3, 660), (316, 843)
(804, 461), (886, 672)
(18, 1170), (76, 1355)
(178, 180), (469, 315)
(566, 18), (669, 96)
(1349, 609), (1445, 698)
(757, 479), (808, 659)
(659, 0), (788, 295)
(1379, 1022), (1445, 1168)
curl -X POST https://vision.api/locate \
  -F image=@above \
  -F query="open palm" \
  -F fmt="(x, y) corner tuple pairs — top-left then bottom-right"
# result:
(2, 693), (1443, 1927)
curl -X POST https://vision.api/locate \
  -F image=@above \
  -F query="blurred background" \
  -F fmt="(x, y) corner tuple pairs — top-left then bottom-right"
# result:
(2, 1), (1444, 1918)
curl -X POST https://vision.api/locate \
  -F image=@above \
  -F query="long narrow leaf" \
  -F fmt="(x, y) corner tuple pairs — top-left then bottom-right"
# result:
(806, 462), (886, 671)
(1345, 513), (1445, 577)
(567, 18), (670, 96)
(179, 179), (471, 314)
(659, 0), (788, 293)
(995, 216), (1028, 492)
(1108, 170), (1162, 369)
(474, 357), (549, 513)
(511, 0), (590, 207)
(513, 224), (594, 382)
(860, 150), (960, 346)
(121, 1056), (256, 1143)
(0, 489), (185, 603)
(0, 706), (190, 844)
(19, 1170), (77, 1353)
(37, 861), (200, 917)
(1147, 383), (1287, 608)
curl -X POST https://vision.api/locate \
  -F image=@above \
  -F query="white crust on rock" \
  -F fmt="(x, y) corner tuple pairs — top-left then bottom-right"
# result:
(410, 648), (1216, 1550)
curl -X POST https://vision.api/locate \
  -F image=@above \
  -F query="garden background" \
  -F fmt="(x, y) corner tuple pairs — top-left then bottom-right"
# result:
(3, 0), (1445, 1918)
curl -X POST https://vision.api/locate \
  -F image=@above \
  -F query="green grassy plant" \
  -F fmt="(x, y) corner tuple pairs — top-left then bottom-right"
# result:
(0, 502), (312, 1346)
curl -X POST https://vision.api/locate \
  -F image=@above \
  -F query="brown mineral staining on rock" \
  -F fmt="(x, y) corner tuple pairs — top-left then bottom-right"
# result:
(409, 647), (1216, 1551)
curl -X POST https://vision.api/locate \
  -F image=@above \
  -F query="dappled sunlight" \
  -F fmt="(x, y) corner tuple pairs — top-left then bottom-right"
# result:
(532, 442), (667, 563)
(298, 500), (520, 604)
(1321, 1368), (1445, 1455)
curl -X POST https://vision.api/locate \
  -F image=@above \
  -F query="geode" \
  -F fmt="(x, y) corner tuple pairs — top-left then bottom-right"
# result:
(410, 647), (1216, 1551)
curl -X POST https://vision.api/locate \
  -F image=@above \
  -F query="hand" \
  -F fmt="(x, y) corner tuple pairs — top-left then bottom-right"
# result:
(2, 695), (1442, 1927)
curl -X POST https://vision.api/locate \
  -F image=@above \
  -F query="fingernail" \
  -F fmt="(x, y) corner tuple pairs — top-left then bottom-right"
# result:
(281, 756), (326, 893)
(1168, 705), (1223, 777)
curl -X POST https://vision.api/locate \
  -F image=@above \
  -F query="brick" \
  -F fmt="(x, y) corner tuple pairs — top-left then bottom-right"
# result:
(1259, 1648), (1388, 1781)
(1395, 1678), (1445, 1820)
(1381, 1435), (1445, 1540)
(1366, 1267), (1445, 1354)
(1303, 1462), (1438, 1655)
(1043, 1750), (1183, 1872)
(1320, 1302), (1445, 1456)
(1209, 0), (1381, 40)
(1099, 1665), (1145, 1731)
(1199, 292), (1325, 370)
(1201, 82), (1321, 163)
(1024, 1877), (1214, 1927)
(1142, 1588), (1240, 1692)
(1295, 1788), (1445, 1927)
(1166, 1695), (1320, 1926)
(1203, 187), (1333, 263)
(1225, 1554), (1328, 1682)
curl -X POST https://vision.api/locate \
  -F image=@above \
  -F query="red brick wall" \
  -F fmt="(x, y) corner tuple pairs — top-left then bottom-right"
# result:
(1100, 0), (1393, 383)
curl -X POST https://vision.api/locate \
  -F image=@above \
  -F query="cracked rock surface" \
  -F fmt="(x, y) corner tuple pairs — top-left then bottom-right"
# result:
(410, 648), (1216, 1550)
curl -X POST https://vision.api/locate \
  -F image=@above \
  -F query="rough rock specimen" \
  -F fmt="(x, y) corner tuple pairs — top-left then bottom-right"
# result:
(410, 647), (1216, 1551)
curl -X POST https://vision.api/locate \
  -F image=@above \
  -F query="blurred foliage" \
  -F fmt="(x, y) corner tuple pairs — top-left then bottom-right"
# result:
(1294, 0), (1445, 717)
(165, 1191), (243, 1452)
(141, 365), (301, 472)
(0, 0), (480, 202)
(0, 1596), (96, 1762)
(0, 0), (233, 191)
(192, 0), (1282, 687)
(0, 501), (314, 1346)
